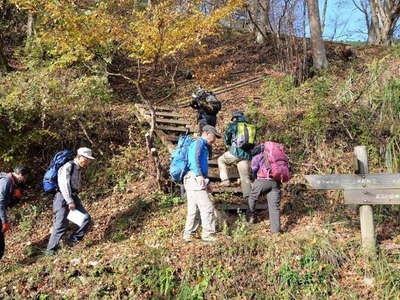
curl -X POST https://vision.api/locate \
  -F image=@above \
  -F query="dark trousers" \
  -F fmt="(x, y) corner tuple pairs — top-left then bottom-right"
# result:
(248, 179), (281, 233)
(198, 114), (216, 159)
(0, 224), (4, 259)
(198, 114), (217, 132)
(46, 192), (91, 251)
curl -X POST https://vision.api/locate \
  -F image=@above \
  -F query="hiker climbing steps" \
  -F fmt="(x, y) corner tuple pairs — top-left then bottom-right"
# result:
(133, 103), (244, 195)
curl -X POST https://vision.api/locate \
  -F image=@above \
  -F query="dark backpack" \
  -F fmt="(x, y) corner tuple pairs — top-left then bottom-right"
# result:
(194, 89), (221, 115)
(43, 150), (74, 193)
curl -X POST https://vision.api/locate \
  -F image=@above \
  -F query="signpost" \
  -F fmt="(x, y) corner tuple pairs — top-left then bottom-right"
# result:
(305, 146), (399, 256)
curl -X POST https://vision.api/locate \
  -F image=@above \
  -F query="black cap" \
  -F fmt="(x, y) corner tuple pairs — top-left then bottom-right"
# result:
(202, 125), (221, 138)
(14, 166), (30, 176)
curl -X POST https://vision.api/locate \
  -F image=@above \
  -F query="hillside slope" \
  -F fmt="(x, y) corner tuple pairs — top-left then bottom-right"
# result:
(1, 34), (400, 299)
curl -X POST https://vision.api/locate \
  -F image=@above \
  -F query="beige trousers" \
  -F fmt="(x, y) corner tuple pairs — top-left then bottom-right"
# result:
(217, 151), (251, 198)
(183, 171), (216, 239)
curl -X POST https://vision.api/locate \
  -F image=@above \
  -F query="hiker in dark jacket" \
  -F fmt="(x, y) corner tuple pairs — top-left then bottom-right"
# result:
(190, 88), (221, 133)
(45, 148), (95, 255)
(0, 166), (30, 259)
(190, 88), (221, 159)
(247, 152), (281, 232)
(217, 110), (252, 198)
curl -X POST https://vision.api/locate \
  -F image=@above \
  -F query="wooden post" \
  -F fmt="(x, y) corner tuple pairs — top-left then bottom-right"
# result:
(354, 146), (376, 256)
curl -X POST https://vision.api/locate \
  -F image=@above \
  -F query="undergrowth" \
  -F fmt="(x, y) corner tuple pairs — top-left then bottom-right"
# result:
(1, 35), (400, 299)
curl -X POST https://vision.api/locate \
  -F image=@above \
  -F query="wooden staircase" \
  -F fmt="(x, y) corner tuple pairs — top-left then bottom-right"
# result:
(133, 103), (267, 209)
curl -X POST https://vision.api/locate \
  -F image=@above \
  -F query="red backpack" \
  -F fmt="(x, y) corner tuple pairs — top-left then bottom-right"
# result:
(264, 141), (291, 183)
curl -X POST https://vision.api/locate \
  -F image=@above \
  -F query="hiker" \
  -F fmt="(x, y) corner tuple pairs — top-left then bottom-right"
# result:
(190, 87), (221, 133)
(247, 142), (291, 232)
(0, 166), (30, 259)
(45, 147), (95, 255)
(217, 110), (255, 199)
(183, 125), (221, 243)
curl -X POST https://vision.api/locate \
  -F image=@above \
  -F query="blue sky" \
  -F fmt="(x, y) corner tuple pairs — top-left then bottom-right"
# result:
(321, 0), (367, 42)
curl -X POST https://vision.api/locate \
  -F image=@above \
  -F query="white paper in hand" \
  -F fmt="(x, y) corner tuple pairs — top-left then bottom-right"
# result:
(67, 209), (86, 227)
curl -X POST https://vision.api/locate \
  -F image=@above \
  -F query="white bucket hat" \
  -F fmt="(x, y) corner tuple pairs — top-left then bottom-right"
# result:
(77, 147), (95, 160)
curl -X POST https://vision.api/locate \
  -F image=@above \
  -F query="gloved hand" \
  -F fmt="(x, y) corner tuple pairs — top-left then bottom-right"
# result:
(68, 203), (76, 211)
(2, 223), (10, 233)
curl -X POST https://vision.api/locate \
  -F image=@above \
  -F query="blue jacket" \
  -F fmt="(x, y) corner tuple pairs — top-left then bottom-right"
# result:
(0, 173), (17, 224)
(187, 137), (209, 177)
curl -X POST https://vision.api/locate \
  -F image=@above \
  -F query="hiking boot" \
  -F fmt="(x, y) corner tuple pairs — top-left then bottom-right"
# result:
(219, 180), (231, 187)
(183, 236), (197, 243)
(201, 236), (218, 243)
(43, 250), (56, 257)
(66, 238), (80, 247)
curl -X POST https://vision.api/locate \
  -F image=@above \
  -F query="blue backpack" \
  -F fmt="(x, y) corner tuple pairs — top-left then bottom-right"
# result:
(169, 135), (195, 183)
(43, 150), (74, 193)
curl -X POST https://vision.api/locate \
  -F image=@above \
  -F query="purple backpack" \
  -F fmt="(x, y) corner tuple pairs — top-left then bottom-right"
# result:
(264, 141), (291, 183)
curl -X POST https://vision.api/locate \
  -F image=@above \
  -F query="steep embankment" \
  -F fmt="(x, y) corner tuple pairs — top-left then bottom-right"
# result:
(1, 33), (400, 298)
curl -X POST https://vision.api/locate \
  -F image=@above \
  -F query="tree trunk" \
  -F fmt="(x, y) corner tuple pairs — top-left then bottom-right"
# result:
(27, 13), (34, 38)
(255, 31), (264, 44)
(248, 0), (270, 44)
(25, 13), (36, 51)
(248, 0), (258, 33)
(306, 0), (328, 70)
(256, 0), (270, 44)
(0, 33), (9, 74)
(321, 0), (328, 34)
(136, 61), (165, 191)
(368, 0), (400, 45)
(367, 20), (378, 43)
(369, 0), (381, 43)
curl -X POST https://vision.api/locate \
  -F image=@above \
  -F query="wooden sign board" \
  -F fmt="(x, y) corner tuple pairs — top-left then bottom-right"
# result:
(305, 174), (400, 190)
(344, 189), (400, 205)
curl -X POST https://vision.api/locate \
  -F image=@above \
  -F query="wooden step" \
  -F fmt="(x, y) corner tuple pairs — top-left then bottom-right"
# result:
(166, 135), (180, 142)
(208, 167), (239, 180)
(156, 118), (190, 125)
(211, 186), (242, 194)
(145, 111), (182, 118)
(215, 202), (268, 210)
(157, 125), (192, 133)
(136, 104), (175, 111)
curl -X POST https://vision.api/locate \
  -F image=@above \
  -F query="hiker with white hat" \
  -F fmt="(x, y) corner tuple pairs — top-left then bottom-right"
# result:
(45, 147), (95, 255)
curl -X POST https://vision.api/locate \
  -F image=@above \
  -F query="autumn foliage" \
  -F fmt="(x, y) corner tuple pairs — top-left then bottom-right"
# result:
(11, 0), (245, 67)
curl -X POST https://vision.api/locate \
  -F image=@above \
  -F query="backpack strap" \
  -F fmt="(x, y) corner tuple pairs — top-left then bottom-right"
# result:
(70, 161), (75, 176)
(70, 162), (76, 192)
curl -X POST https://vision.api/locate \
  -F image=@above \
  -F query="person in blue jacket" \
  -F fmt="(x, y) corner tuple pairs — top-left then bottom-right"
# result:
(183, 125), (221, 243)
(0, 166), (29, 259)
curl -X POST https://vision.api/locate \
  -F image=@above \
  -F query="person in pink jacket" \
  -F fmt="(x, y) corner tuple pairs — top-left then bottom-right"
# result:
(247, 151), (281, 232)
